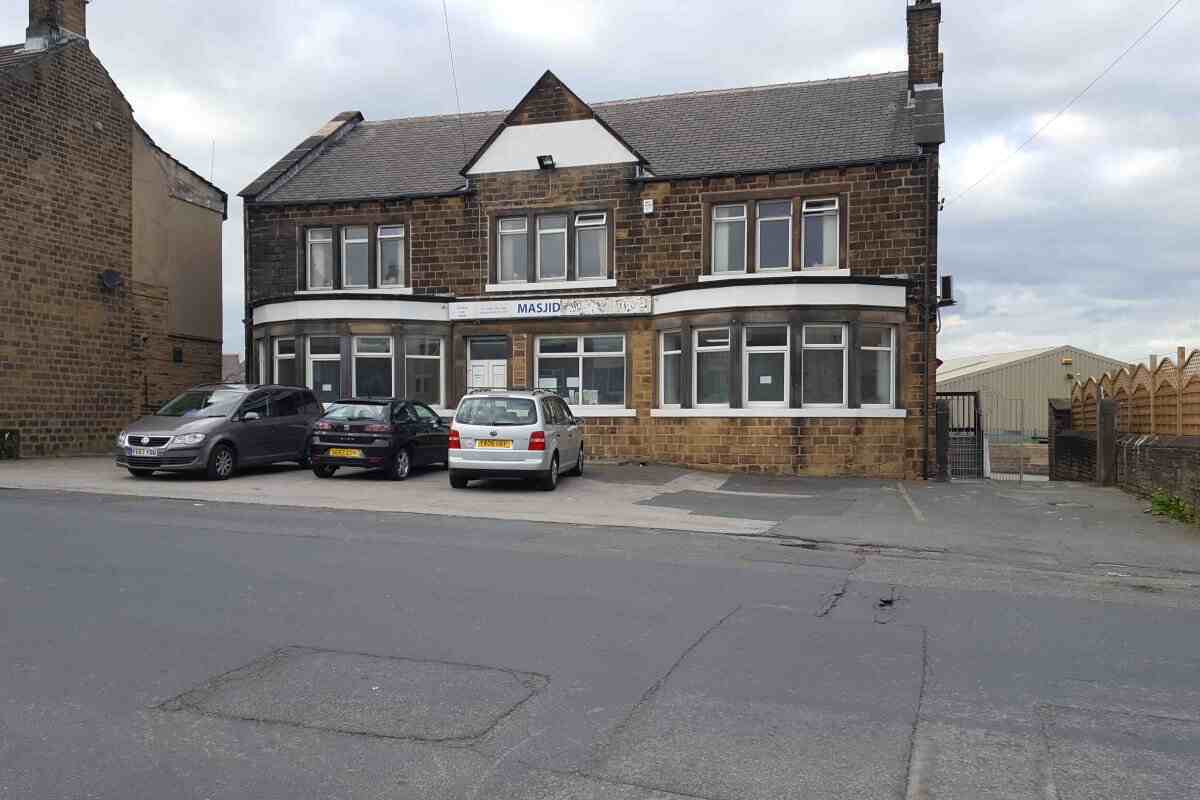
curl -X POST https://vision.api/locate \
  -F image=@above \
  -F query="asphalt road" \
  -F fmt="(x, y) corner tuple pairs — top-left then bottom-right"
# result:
(2, 489), (1199, 799)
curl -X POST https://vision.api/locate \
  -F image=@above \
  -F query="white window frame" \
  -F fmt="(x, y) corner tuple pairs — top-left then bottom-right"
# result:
(801, 198), (840, 271)
(498, 217), (528, 283)
(755, 200), (792, 271)
(404, 336), (445, 408)
(377, 225), (405, 287)
(307, 337), (343, 399)
(692, 327), (732, 407)
(255, 339), (266, 384)
(743, 325), (790, 407)
(273, 337), (296, 384)
(340, 226), (370, 289)
(859, 325), (895, 408)
(536, 214), (568, 282)
(306, 228), (333, 290)
(801, 324), (847, 408)
(711, 204), (747, 274)
(534, 334), (627, 408)
(351, 336), (394, 397)
(574, 212), (608, 281)
(660, 330), (683, 408)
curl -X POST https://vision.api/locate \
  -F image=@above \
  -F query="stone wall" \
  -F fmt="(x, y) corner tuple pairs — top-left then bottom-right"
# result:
(1116, 436), (1200, 513)
(1051, 431), (1097, 482)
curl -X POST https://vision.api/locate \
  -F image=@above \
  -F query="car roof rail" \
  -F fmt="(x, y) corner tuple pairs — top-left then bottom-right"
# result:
(465, 386), (512, 394)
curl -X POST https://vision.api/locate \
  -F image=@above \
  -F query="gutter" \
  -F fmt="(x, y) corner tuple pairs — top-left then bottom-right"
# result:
(626, 154), (925, 185)
(243, 187), (473, 209)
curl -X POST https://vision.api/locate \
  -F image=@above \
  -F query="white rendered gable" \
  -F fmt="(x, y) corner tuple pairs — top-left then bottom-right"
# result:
(467, 119), (638, 175)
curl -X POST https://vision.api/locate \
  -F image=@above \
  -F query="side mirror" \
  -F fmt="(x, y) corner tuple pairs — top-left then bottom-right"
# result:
(242, 411), (261, 421)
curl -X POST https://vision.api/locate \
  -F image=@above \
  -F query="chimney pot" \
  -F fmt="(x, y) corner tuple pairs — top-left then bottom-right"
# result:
(26, 0), (86, 43)
(907, 0), (942, 89)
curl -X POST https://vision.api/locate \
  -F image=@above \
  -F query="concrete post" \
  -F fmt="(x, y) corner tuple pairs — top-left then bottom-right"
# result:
(934, 399), (950, 481)
(1097, 398), (1117, 486)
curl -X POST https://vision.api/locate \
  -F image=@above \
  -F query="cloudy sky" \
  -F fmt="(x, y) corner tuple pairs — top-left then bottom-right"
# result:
(5, 0), (1196, 363)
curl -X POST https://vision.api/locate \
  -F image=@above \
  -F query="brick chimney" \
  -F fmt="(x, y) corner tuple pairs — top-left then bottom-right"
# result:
(907, 0), (942, 88)
(25, 0), (87, 49)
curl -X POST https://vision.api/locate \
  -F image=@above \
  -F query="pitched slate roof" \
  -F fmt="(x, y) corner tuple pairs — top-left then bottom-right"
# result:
(0, 42), (43, 71)
(246, 71), (926, 204)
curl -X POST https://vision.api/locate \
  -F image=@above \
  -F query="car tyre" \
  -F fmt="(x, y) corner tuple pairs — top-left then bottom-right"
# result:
(566, 446), (583, 477)
(539, 454), (559, 491)
(206, 443), (236, 481)
(127, 468), (155, 478)
(313, 464), (337, 479)
(387, 447), (413, 481)
(449, 471), (469, 489)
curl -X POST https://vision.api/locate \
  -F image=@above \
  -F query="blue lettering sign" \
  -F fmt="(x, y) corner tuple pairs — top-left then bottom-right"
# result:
(516, 301), (561, 316)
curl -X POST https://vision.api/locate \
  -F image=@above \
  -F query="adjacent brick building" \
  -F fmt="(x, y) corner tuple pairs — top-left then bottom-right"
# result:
(241, 1), (946, 478)
(0, 0), (227, 457)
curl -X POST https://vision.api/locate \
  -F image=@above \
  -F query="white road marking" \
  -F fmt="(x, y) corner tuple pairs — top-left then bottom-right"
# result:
(897, 482), (927, 524)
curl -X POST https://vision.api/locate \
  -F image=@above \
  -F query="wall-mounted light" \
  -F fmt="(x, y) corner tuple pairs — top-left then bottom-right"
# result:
(98, 269), (124, 290)
(536, 154), (555, 170)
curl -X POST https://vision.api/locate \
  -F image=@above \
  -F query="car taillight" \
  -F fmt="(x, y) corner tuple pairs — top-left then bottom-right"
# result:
(315, 421), (333, 431)
(448, 430), (461, 449)
(364, 424), (390, 433)
(528, 431), (546, 451)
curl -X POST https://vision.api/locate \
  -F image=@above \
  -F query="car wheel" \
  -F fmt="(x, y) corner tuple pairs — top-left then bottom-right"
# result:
(127, 468), (155, 478)
(206, 444), (236, 481)
(387, 447), (412, 481)
(313, 464), (337, 479)
(449, 470), (469, 489)
(566, 447), (584, 477)
(539, 454), (559, 491)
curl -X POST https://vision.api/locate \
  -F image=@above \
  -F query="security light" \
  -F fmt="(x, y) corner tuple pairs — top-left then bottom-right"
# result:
(537, 154), (555, 170)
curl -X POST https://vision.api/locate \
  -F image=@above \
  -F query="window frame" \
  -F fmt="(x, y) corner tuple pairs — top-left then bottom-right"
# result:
(536, 214), (568, 282)
(755, 200), (792, 271)
(711, 204), (748, 274)
(692, 327), (732, 407)
(306, 336), (343, 403)
(660, 330), (683, 408)
(376, 224), (406, 288)
(273, 337), (296, 385)
(858, 324), (895, 408)
(574, 212), (608, 281)
(534, 334), (627, 408)
(306, 228), (333, 290)
(404, 335), (445, 408)
(351, 335), (394, 398)
(497, 217), (529, 284)
(255, 339), (266, 384)
(340, 225), (370, 289)
(801, 323), (848, 408)
(743, 325), (790, 407)
(801, 198), (840, 271)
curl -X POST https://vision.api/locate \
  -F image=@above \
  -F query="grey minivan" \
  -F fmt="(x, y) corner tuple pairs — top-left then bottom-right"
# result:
(114, 384), (323, 480)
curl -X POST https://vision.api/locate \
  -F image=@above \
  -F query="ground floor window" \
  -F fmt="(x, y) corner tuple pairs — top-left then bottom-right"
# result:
(536, 334), (625, 407)
(405, 336), (444, 407)
(801, 324), (846, 407)
(255, 339), (266, 385)
(353, 336), (393, 397)
(661, 331), (682, 407)
(744, 325), (789, 406)
(274, 338), (296, 386)
(859, 324), (894, 407)
(693, 328), (731, 406)
(307, 337), (342, 404)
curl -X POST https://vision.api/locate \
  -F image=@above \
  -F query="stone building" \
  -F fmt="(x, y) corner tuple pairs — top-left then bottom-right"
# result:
(0, 0), (227, 457)
(241, 1), (945, 478)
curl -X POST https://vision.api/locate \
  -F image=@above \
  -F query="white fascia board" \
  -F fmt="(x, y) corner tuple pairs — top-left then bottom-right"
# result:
(652, 282), (906, 316)
(253, 298), (448, 325)
(467, 119), (638, 175)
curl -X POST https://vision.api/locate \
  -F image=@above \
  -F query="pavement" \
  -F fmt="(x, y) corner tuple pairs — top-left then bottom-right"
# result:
(2, 460), (1200, 798)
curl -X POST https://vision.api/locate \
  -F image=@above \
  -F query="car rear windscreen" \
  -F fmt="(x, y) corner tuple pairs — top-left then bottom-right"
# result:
(455, 397), (537, 426)
(322, 403), (389, 422)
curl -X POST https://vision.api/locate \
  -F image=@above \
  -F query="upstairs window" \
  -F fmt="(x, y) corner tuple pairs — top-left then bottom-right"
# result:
(378, 225), (405, 287)
(575, 213), (608, 280)
(498, 218), (528, 282)
(537, 214), (568, 281)
(756, 200), (792, 270)
(307, 228), (333, 290)
(341, 226), (369, 288)
(712, 205), (747, 273)
(802, 199), (839, 270)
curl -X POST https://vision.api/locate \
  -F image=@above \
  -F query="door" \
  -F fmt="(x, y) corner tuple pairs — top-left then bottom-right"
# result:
(412, 402), (448, 465)
(556, 397), (582, 466)
(268, 388), (307, 458)
(234, 390), (273, 463)
(468, 338), (508, 391)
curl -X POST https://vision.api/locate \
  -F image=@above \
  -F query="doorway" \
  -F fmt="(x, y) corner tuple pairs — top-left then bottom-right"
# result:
(468, 338), (508, 391)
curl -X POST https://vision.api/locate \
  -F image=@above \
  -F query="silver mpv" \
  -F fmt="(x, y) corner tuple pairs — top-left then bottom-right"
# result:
(448, 389), (583, 490)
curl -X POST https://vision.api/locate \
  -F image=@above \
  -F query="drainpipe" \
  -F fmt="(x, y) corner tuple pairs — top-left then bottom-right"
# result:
(243, 203), (252, 381)
(922, 150), (934, 479)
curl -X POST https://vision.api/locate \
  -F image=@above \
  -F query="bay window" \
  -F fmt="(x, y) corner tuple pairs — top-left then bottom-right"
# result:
(744, 325), (789, 406)
(377, 225), (405, 287)
(498, 218), (528, 282)
(802, 324), (846, 407)
(859, 325), (894, 407)
(306, 228), (333, 289)
(660, 331), (682, 407)
(575, 213), (607, 280)
(274, 337), (296, 386)
(756, 200), (792, 270)
(353, 336), (393, 397)
(536, 335), (625, 407)
(405, 337), (444, 407)
(307, 337), (342, 405)
(693, 328), (731, 405)
(341, 226), (369, 288)
(255, 339), (266, 385)
(802, 199), (839, 269)
(712, 205), (747, 273)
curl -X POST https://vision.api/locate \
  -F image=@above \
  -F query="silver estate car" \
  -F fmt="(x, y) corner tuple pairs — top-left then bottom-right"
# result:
(448, 389), (583, 490)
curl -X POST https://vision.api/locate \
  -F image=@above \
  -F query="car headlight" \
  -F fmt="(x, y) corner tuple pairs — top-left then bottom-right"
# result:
(117, 431), (128, 446)
(172, 433), (207, 447)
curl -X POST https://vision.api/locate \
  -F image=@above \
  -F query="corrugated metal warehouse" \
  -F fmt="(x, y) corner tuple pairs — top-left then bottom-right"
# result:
(937, 346), (1129, 436)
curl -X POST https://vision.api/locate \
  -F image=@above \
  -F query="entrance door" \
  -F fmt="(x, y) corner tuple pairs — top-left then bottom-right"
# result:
(468, 338), (509, 391)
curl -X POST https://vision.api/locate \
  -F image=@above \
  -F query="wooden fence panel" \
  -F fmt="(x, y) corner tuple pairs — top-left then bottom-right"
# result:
(1153, 383), (1178, 435)
(1183, 378), (1200, 437)
(1130, 385), (1152, 434)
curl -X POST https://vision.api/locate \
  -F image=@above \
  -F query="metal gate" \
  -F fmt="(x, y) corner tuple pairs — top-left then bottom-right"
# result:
(979, 392), (1038, 482)
(937, 391), (983, 479)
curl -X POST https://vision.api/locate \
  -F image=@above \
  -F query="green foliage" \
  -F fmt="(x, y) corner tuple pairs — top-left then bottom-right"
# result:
(1149, 490), (1198, 525)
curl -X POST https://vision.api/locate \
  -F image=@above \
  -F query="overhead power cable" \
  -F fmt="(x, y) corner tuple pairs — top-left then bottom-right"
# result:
(944, 0), (1185, 207)
(441, 0), (468, 161)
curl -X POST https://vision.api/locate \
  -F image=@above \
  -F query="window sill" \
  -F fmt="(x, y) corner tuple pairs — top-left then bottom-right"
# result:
(649, 407), (907, 418)
(295, 287), (414, 296)
(698, 269), (850, 282)
(486, 279), (617, 293)
(571, 407), (637, 418)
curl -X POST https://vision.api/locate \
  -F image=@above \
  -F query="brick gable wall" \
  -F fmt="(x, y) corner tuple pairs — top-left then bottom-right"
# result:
(505, 72), (593, 126)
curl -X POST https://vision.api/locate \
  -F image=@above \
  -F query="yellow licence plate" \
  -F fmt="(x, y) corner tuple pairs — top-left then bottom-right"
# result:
(476, 439), (513, 449)
(328, 447), (364, 458)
